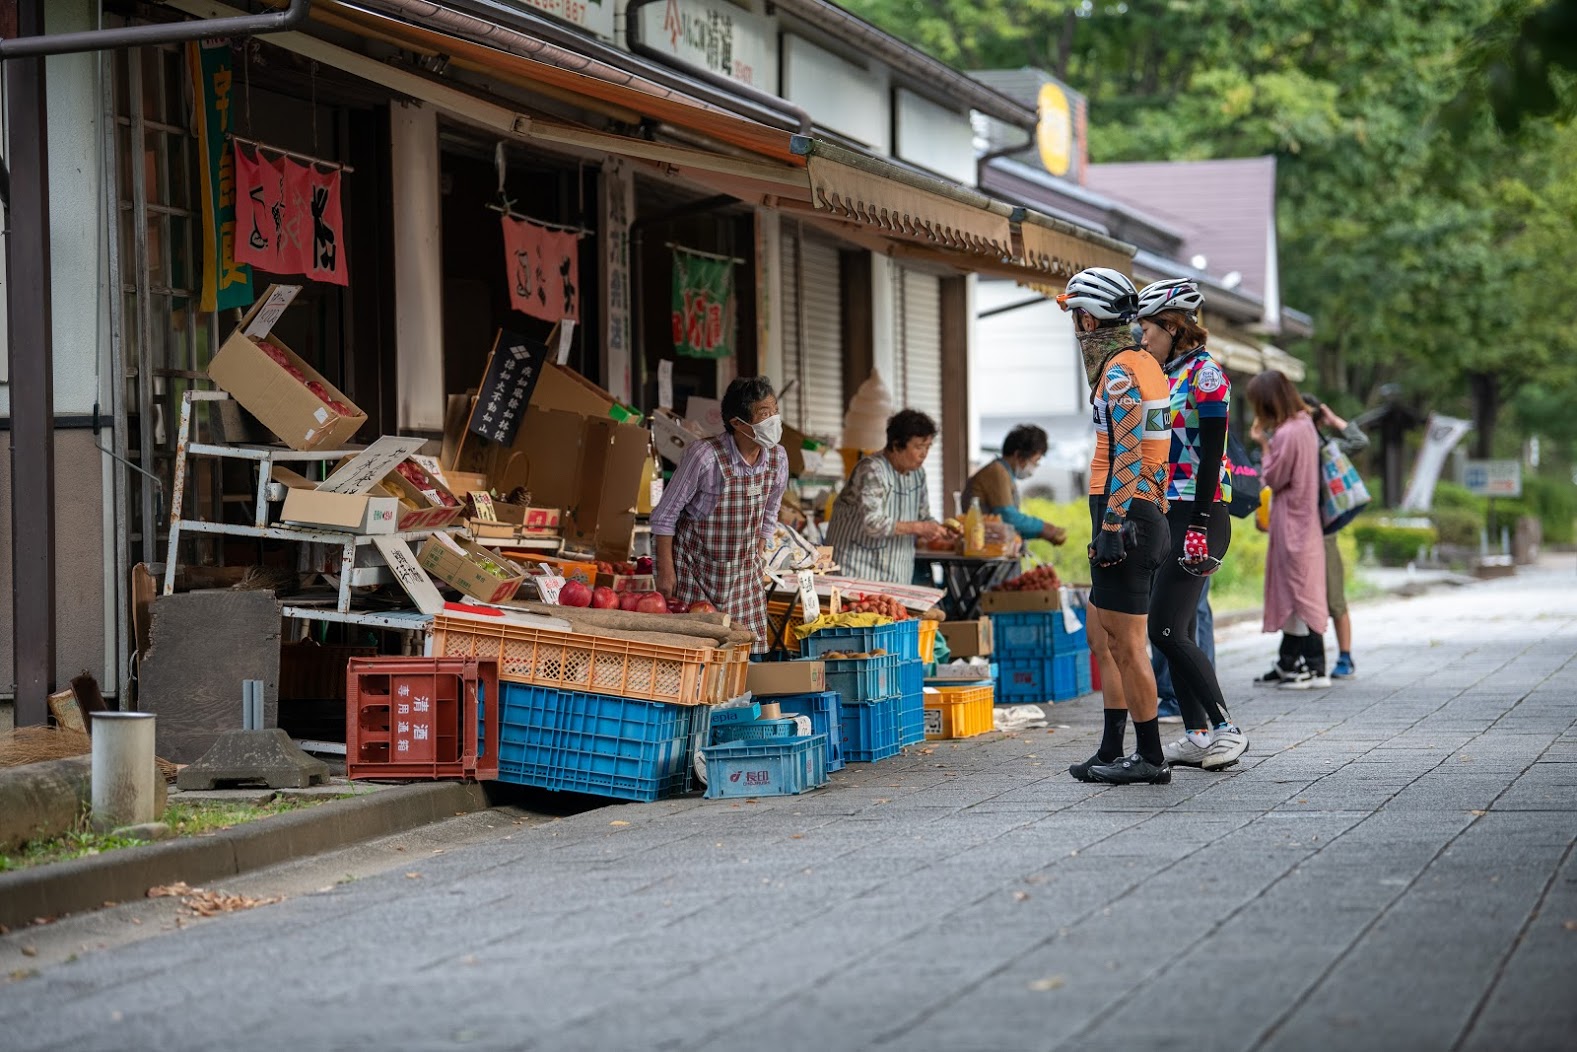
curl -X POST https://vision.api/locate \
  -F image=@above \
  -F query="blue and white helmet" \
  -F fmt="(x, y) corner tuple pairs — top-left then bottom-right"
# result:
(1137, 278), (1205, 320)
(1057, 267), (1139, 322)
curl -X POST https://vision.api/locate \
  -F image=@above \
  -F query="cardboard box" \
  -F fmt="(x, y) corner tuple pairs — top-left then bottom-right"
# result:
(932, 661), (996, 681)
(274, 467), (401, 535)
(709, 702), (762, 726)
(979, 590), (1061, 614)
(454, 364), (650, 559)
(417, 534), (528, 604)
(747, 660), (826, 697)
(651, 408), (705, 466)
(939, 618), (993, 658)
(524, 555), (599, 587)
(444, 470), (492, 497)
(208, 284), (367, 451)
(380, 461), (464, 531)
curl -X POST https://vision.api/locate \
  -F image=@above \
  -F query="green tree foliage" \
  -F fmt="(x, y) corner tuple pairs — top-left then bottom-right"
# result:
(846, 0), (1577, 461)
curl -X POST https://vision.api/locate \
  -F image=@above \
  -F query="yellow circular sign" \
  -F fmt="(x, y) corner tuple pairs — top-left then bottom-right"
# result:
(1037, 83), (1073, 177)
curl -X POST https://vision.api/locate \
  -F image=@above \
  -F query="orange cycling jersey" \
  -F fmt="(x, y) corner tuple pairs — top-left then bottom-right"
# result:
(1088, 348), (1171, 522)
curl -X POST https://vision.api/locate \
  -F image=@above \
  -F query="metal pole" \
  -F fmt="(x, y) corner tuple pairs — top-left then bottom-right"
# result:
(5, 0), (56, 726)
(0, 0), (310, 60)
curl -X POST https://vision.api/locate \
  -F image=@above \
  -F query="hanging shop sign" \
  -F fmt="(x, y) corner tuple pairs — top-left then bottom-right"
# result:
(600, 159), (635, 403)
(501, 0), (615, 41)
(233, 144), (349, 286)
(501, 214), (581, 323)
(633, 0), (778, 91)
(189, 39), (254, 312)
(671, 248), (735, 360)
(468, 330), (551, 446)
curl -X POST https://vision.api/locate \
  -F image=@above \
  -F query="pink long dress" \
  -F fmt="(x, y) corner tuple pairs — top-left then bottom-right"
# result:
(1261, 413), (1328, 635)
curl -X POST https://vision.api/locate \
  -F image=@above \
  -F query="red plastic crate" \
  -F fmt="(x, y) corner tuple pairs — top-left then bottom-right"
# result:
(345, 657), (499, 781)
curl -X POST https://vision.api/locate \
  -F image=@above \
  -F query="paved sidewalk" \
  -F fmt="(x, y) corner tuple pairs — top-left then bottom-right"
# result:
(3, 560), (1576, 1051)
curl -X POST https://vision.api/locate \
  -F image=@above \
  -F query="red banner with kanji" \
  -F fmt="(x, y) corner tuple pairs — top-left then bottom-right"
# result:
(501, 215), (579, 322)
(233, 144), (348, 286)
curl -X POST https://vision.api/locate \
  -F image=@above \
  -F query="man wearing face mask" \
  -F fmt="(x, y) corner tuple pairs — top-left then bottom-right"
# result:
(964, 424), (1069, 547)
(650, 376), (789, 653)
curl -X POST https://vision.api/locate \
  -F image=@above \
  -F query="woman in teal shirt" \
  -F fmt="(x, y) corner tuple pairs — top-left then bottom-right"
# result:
(963, 424), (1068, 546)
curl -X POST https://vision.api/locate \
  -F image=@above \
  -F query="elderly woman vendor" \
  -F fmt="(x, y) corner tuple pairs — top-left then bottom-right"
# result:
(826, 409), (951, 583)
(650, 376), (788, 652)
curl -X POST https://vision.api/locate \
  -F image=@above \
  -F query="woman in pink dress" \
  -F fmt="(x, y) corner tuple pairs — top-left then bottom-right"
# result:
(1247, 370), (1329, 689)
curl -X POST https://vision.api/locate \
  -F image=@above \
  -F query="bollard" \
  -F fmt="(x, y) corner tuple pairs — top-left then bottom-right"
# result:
(90, 711), (158, 832)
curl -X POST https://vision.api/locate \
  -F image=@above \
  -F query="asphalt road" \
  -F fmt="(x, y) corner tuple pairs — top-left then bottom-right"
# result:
(3, 558), (1575, 1052)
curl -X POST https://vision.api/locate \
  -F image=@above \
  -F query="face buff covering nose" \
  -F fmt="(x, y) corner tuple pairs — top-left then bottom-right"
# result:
(1077, 322), (1144, 387)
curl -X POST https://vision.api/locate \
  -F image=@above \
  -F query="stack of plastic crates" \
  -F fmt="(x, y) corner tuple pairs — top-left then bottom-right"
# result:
(771, 691), (845, 772)
(495, 682), (696, 802)
(991, 601), (1093, 704)
(802, 620), (925, 751)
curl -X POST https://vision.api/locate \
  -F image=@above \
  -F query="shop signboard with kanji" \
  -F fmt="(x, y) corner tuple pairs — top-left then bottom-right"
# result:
(671, 249), (735, 359)
(467, 330), (551, 446)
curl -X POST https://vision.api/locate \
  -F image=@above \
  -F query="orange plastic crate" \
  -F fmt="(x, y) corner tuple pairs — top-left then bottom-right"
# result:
(918, 619), (938, 664)
(924, 683), (995, 740)
(345, 657), (499, 781)
(430, 615), (748, 706)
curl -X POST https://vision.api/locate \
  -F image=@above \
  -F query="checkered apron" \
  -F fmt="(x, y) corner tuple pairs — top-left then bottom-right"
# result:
(673, 437), (781, 653)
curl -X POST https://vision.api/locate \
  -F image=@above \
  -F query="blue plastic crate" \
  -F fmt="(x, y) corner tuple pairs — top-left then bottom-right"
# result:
(802, 619), (920, 661)
(772, 691), (845, 772)
(995, 650), (1094, 704)
(822, 653), (903, 706)
(899, 688), (926, 747)
(495, 683), (693, 802)
(898, 658), (924, 697)
(710, 717), (801, 745)
(839, 694), (902, 762)
(702, 735), (829, 799)
(989, 609), (1088, 658)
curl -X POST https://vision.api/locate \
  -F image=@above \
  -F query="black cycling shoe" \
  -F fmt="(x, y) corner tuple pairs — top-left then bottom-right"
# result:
(1069, 753), (1109, 782)
(1088, 753), (1173, 785)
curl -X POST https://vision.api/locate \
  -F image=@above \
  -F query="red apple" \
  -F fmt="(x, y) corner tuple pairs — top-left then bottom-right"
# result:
(591, 586), (620, 609)
(620, 592), (644, 612)
(558, 581), (592, 607)
(667, 598), (690, 614)
(688, 600), (717, 614)
(635, 592), (669, 615)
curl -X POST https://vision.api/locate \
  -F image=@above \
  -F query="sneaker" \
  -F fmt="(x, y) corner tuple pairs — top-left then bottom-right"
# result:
(1162, 733), (1213, 767)
(1088, 753), (1172, 785)
(1255, 665), (1298, 687)
(1332, 653), (1356, 679)
(1305, 672), (1333, 688)
(1201, 727), (1248, 770)
(1156, 697), (1183, 725)
(1277, 668), (1317, 690)
(1069, 753), (1107, 783)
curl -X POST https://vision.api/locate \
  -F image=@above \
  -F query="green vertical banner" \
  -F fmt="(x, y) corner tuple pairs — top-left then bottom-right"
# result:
(670, 248), (734, 359)
(189, 39), (254, 313)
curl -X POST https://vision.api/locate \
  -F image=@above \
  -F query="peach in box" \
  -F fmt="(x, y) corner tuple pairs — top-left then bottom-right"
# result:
(208, 284), (366, 451)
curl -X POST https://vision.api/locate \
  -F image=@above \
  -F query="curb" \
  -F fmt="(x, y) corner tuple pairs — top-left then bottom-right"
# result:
(0, 781), (490, 931)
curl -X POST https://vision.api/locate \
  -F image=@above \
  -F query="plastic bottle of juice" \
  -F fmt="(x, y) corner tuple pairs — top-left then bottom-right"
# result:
(964, 498), (985, 554)
(1256, 485), (1273, 532)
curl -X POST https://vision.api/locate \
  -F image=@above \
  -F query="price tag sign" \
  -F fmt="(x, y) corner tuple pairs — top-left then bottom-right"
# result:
(798, 571), (820, 621)
(658, 359), (674, 410)
(555, 318), (577, 365)
(471, 492), (498, 522)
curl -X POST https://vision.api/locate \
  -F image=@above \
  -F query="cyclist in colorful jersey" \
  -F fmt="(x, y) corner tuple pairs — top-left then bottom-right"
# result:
(1136, 278), (1248, 771)
(1057, 267), (1174, 786)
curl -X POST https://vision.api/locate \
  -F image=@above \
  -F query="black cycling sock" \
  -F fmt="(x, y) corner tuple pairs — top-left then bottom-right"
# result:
(1099, 708), (1128, 763)
(1134, 717), (1164, 766)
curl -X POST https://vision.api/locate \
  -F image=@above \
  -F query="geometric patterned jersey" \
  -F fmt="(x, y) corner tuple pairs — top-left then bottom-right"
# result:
(1089, 347), (1171, 526)
(1164, 346), (1233, 505)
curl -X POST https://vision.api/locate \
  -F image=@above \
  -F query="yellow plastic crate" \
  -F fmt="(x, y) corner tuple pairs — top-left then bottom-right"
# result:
(918, 619), (938, 664)
(924, 683), (994, 740)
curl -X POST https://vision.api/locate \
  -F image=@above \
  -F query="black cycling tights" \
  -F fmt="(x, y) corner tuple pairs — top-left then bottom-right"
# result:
(1149, 500), (1232, 730)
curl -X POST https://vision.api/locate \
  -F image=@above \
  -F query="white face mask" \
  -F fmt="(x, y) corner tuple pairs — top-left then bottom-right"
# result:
(739, 414), (783, 448)
(1012, 462), (1037, 481)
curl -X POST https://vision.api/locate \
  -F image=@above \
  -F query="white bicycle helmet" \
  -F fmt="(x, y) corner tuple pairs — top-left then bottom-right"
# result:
(1057, 267), (1139, 322)
(1137, 277), (1204, 319)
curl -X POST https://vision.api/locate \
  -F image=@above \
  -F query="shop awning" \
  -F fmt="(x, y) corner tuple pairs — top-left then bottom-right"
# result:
(1019, 214), (1134, 280)
(1210, 329), (1307, 382)
(176, 0), (1128, 281)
